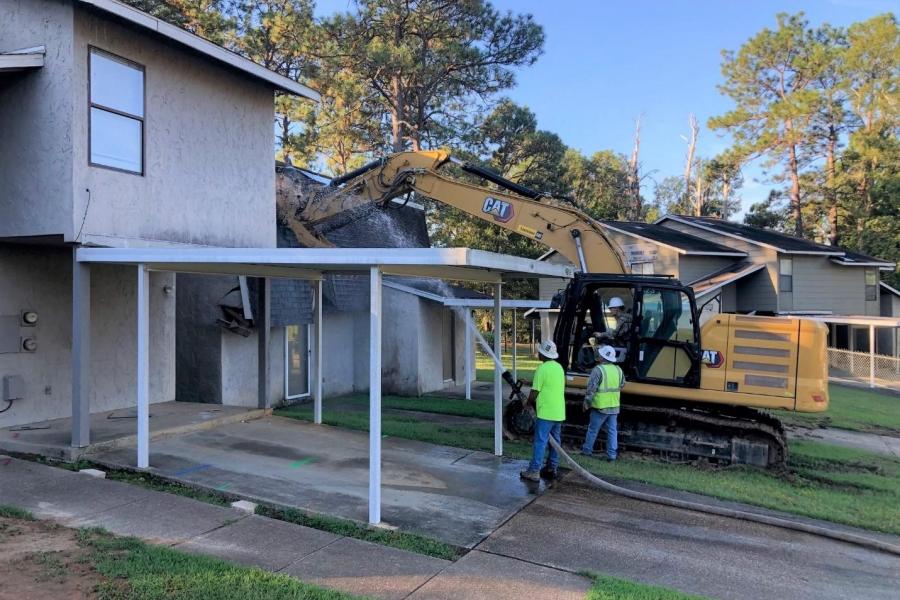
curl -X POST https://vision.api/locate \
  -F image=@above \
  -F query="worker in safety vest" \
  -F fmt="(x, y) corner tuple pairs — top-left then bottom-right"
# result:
(581, 345), (625, 461)
(520, 340), (566, 482)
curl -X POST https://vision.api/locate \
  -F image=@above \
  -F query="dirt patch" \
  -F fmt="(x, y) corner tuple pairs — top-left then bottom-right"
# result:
(0, 517), (102, 600)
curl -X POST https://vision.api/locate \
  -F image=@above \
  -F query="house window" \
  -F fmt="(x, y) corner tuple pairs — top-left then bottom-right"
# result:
(632, 262), (655, 275)
(89, 48), (144, 174)
(865, 270), (878, 301)
(779, 257), (793, 292)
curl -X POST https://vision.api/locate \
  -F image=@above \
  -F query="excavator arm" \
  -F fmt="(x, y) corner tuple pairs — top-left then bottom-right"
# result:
(293, 150), (627, 274)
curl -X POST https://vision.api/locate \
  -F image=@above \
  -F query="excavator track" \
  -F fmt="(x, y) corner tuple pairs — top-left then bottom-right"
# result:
(505, 395), (788, 469)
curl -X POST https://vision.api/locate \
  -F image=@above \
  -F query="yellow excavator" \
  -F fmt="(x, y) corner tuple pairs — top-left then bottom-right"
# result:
(283, 150), (829, 468)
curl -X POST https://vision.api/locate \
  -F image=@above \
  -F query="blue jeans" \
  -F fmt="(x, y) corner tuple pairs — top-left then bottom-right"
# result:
(528, 418), (562, 472)
(582, 410), (618, 459)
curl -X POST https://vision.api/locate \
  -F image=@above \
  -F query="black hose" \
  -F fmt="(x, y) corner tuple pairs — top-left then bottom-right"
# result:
(546, 436), (900, 557)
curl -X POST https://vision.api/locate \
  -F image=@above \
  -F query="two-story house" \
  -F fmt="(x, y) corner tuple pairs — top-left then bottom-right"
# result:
(0, 0), (318, 428)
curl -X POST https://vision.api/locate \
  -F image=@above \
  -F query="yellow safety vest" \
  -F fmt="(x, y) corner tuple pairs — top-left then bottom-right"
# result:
(591, 364), (624, 410)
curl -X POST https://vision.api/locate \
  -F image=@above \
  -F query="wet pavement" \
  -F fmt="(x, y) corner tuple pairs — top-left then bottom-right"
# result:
(94, 416), (548, 548)
(477, 478), (900, 600)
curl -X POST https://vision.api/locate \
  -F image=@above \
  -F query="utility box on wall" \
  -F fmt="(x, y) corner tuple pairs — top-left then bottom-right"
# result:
(3, 374), (25, 401)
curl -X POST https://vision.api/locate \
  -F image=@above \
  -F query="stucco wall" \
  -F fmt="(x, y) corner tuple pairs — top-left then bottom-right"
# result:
(220, 327), (285, 407)
(383, 288), (422, 395)
(69, 8), (276, 248)
(0, 246), (175, 428)
(0, 0), (75, 239)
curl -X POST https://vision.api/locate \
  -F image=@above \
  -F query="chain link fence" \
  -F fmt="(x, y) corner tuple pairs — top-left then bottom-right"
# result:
(828, 348), (900, 388)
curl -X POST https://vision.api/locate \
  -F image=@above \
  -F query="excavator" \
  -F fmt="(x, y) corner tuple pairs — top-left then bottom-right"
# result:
(282, 150), (830, 468)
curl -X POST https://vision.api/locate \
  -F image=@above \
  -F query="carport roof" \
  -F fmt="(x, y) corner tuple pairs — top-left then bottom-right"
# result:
(75, 247), (574, 283)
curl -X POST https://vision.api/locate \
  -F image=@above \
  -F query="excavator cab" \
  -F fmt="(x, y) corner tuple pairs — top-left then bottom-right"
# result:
(556, 273), (701, 388)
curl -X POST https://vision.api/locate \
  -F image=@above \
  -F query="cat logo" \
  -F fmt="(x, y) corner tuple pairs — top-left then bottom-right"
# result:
(482, 197), (514, 223)
(701, 350), (724, 368)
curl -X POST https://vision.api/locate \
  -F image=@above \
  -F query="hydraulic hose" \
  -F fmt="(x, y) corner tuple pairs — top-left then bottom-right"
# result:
(546, 435), (900, 557)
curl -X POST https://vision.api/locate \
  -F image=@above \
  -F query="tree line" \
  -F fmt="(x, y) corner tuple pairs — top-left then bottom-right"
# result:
(126, 2), (898, 284)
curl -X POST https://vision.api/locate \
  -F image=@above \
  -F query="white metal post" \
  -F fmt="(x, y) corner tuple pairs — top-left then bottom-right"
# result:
(369, 266), (383, 524)
(72, 257), (91, 448)
(136, 264), (150, 469)
(512, 308), (517, 382)
(494, 282), (503, 457)
(869, 324), (875, 388)
(314, 279), (323, 424)
(464, 309), (472, 400)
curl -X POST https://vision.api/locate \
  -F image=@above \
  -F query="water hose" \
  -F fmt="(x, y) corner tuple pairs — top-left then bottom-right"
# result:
(545, 435), (900, 556)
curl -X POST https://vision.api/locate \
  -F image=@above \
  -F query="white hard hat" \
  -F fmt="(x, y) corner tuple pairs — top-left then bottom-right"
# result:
(598, 345), (618, 362)
(538, 340), (559, 359)
(608, 297), (625, 309)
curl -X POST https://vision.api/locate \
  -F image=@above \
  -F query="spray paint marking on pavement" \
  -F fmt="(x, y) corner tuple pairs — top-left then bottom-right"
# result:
(290, 458), (317, 468)
(172, 463), (212, 477)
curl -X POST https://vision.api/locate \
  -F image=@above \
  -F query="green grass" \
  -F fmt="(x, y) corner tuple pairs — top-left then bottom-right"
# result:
(476, 352), (539, 383)
(0, 505), (35, 520)
(75, 527), (362, 600)
(584, 572), (708, 600)
(356, 393), (494, 419)
(256, 506), (462, 561)
(277, 396), (900, 535)
(774, 384), (900, 435)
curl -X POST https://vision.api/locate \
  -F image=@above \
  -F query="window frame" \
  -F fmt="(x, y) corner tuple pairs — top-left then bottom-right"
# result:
(865, 269), (878, 302)
(88, 46), (146, 176)
(778, 257), (793, 293)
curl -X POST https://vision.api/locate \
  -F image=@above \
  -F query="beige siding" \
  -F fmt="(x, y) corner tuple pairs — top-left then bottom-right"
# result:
(790, 256), (878, 315)
(602, 230), (679, 276)
(660, 221), (778, 312)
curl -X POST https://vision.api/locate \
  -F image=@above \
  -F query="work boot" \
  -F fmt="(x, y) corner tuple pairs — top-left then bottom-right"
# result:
(519, 469), (540, 482)
(540, 467), (558, 481)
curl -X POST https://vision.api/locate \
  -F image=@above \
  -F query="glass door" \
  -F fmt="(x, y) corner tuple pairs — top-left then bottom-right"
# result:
(285, 324), (311, 400)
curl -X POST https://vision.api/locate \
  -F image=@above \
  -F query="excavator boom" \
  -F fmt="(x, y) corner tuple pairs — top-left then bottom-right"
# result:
(297, 150), (627, 274)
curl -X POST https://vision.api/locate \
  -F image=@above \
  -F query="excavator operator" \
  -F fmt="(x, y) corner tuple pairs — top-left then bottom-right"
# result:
(593, 297), (633, 348)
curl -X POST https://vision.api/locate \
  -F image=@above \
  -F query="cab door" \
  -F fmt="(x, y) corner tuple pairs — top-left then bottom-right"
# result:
(630, 287), (701, 387)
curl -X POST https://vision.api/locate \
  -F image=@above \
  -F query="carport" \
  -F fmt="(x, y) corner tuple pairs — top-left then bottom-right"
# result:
(72, 247), (572, 524)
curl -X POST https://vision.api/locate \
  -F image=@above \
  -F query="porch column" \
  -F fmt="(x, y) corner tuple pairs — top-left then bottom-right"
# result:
(369, 266), (383, 524)
(494, 281), (503, 457)
(869, 324), (875, 388)
(464, 308), (472, 400)
(257, 278), (271, 409)
(314, 279), (323, 424)
(71, 256), (91, 448)
(137, 264), (150, 469)
(512, 308), (518, 382)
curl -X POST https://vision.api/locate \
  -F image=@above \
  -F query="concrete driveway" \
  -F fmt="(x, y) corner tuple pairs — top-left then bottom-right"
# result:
(477, 479), (900, 600)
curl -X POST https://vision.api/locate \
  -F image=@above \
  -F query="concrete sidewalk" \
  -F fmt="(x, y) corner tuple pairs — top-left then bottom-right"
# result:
(786, 425), (900, 458)
(0, 455), (590, 600)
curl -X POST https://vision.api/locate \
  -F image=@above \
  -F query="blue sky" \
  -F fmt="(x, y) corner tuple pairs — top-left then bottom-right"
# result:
(314, 0), (896, 217)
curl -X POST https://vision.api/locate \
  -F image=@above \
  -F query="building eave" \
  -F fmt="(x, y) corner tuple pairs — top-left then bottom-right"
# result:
(656, 215), (843, 256)
(76, 0), (320, 100)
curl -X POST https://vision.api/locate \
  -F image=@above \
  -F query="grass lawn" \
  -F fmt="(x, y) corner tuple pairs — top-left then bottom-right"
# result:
(0, 508), (360, 600)
(276, 395), (900, 536)
(774, 384), (900, 435)
(476, 352), (539, 383)
(584, 572), (707, 600)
